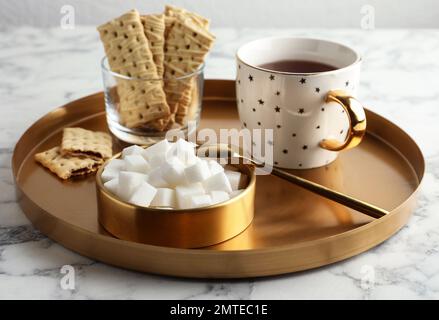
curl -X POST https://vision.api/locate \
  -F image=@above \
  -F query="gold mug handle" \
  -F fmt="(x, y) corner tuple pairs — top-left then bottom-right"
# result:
(319, 90), (367, 151)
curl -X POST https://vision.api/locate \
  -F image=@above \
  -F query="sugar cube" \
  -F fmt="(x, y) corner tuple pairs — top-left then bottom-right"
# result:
(128, 182), (157, 207)
(224, 170), (242, 191)
(147, 167), (169, 188)
(169, 139), (197, 165)
(103, 178), (119, 194)
(121, 145), (145, 158)
(208, 160), (224, 175)
(105, 159), (125, 171)
(151, 188), (176, 208)
(210, 190), (230, 205)
(203, 172), (232, 193)
(189, 194), (212, 208)
(101, 167), (119, 183)
(142, 139), (171, 160)
(124, 155), (150, 173)
(161, 157), (186, 186)
(117, 171), (147, 201)
(184, 159), (210, 184)
(175, 183), (205, 209)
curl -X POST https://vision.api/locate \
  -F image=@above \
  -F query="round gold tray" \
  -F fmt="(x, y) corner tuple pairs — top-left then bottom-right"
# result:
(12, 80), (424, 278)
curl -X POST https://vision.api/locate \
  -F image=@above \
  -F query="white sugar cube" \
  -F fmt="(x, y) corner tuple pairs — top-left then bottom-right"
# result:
(124, 155), (150, 173)
(151, 188), (176, 208)
(208, 160), (224, 175)
(224, 170), (242, 191)
(175, 183), (205, 209)
(210, 190), (230, 205)
(122, 145), (145, 158)
(142, 139), (171, 160)
(148, 153), (167, 168)
(105, 159), (125, 171)
(189, 194), (212, 208)
(161, 157), (186, 186)
(103, 178), (119, 194)
(101, 167), (119, 183)
(203, 172), (232, 193)
(184, 159), (210, 184)
(169, 139), (197, 165)
(147, 167), (169, 188)
(117, 171), (147, 201)
(128, 182), (157, 207)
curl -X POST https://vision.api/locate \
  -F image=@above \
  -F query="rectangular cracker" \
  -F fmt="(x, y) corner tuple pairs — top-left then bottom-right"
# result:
(140, 14), (165, 78)
(35, 147), (102, 180)
(61, 127), (113, 160)
(147, 7), (213, 131)
(175, 83), (198, 125)
(163, 13), (215, 116)
(97, 9), (170, 128)
(164, 5), (210, 30)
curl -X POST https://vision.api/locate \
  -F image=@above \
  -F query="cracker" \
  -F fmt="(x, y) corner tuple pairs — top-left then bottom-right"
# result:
(175, 83), (198, 125)
(35, 147), (102, 180)
(163, 14), (215, 115)
(97, 9), (170, 128)
(61, 127), (113, 160)
(140, 14), (165, 78)
(164, 4), (210, 30)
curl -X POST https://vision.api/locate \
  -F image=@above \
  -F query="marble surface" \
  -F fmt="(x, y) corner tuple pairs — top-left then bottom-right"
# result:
(1, 26), (439, 300)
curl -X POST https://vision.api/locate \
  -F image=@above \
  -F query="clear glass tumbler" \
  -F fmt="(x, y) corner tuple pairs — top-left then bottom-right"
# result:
(101, 57), (204, 145)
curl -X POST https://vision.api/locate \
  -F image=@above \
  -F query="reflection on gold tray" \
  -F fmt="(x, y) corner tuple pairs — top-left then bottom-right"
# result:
(12, 80), (424, 278)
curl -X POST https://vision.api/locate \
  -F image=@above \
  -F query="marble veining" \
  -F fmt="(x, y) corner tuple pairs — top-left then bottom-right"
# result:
(1, 26), (439, 299)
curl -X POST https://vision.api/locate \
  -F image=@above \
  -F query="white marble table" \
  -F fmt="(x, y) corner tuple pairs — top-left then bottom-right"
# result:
(1, 27), (439, 299)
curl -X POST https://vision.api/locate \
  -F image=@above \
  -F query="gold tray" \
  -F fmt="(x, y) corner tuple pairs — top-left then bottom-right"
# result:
(12, 80), (424, 278)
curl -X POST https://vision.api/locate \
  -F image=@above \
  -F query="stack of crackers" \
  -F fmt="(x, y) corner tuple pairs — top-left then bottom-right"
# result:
(97, 5), (215, 131)
(35, 127), (112, 180)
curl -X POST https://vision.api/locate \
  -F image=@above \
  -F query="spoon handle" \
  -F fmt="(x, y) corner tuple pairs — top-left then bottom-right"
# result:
(271, 167), (389, 219)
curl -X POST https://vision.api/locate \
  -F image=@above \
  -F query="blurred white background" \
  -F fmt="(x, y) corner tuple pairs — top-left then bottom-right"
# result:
(0, 0), (438, 30)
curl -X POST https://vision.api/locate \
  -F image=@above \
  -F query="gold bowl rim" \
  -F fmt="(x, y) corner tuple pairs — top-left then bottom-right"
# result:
(95, 146), (257, 214)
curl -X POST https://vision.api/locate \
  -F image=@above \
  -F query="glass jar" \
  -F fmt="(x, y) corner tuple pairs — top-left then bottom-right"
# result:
(101, 57), (204, 145)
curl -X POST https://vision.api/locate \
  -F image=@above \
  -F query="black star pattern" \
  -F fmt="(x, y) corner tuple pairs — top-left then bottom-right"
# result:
(238, 80), (241, 84)
(258, 99), (264, 105)
(269, 74), (275, 81)
(283, 149), (288, 154)
(275, 91), (280, 96)
(302, 145), (308, 150)
(252, 108), (256, 112)
(321, 107), (325, 112)
(274, 161), (279, 165)
(240, 98), (244, 103)
(248, 74), (254, 81)
(316, 125), (320, 129)
(238, 65), (241, 69)
(315, 87), (320, 93)
(340, 129), (344, 134)
(292, 133), (297, 137)
(276, 125), (281, 129)
(342, 109), (345, 113)
(299, 163), (302, 167)
(274, 106), (280, 112)
(300, 78), (306, 84)
(345, 81), (349, 87)
(243, 122), (247, 127)
(298, 108), (305, 114)
(257, 121), (261, 126)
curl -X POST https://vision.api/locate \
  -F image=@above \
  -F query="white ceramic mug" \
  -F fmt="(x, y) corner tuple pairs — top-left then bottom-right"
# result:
(236, 37), (366, 169)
